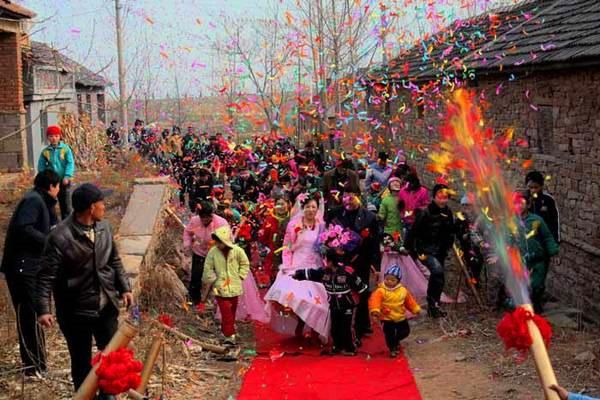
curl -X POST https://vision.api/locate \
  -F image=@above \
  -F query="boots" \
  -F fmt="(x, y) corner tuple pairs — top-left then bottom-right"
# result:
(427, 302), (447, 319)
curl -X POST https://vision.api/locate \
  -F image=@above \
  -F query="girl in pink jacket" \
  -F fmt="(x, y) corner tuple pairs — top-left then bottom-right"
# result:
(183, 202), (229, 304)
(397, 173), (430, 232)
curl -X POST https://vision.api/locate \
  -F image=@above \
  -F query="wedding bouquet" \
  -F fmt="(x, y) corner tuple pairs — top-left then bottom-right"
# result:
(319, 224), (361, 254)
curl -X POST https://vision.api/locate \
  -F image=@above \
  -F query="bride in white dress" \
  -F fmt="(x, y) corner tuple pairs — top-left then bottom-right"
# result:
(264, 193), (330, 340)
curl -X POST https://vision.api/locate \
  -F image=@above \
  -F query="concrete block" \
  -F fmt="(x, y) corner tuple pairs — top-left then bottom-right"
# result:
(119, 184), (167, 236)
(119, 235), (152, 256)
(121, 254), (144, 277)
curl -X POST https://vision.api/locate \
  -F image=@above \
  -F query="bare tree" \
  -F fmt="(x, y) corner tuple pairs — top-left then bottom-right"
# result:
(213, 2), (296, 135)
(289, 0), (388, 138)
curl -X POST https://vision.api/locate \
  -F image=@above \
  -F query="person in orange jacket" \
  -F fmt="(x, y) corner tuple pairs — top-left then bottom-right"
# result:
(369, 264), (421, 358)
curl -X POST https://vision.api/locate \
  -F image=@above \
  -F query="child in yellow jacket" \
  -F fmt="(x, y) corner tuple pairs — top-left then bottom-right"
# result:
(369, 264), (421, 357)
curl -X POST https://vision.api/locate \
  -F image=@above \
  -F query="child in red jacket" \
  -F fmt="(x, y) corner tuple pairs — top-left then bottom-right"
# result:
(257, 197), (290, 285)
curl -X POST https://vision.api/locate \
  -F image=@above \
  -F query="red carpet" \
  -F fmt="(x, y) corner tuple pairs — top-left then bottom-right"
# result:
(238, 322), (422, 400)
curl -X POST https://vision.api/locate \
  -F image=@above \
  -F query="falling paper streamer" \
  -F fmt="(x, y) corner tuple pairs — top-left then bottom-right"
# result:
(428, 89), (531, 306)
(191, 61), (207, 69)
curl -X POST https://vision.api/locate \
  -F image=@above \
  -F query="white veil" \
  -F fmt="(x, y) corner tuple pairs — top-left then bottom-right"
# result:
(289, 191), (325, 225)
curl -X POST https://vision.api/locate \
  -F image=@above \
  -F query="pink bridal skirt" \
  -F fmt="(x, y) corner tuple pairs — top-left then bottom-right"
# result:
(215, 272), (270, 324)
(263, 270), (330, 340)
(380, 252), (462, 304)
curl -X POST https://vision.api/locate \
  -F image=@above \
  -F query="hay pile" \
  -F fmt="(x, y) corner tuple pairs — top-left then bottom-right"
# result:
(136, 263), (188, 313)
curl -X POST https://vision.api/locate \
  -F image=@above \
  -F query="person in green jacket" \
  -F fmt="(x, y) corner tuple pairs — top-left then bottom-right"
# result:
(201, 226), (250, 344)
(377, 177), (404, 235)
(514, 192), (559, 314)
(37, 125), (75, 219)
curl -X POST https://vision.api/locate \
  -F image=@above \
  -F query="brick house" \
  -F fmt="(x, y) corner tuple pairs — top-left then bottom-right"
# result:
(0, 0), (35, 170)
(22, 41), (110, 169)
(362, 0), (600, 319)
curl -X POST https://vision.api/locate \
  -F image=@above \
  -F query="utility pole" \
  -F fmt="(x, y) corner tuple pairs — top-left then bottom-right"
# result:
(380, 5), (390, 152)
(115, 0), (128, 138)
(296, 46), (301, 147)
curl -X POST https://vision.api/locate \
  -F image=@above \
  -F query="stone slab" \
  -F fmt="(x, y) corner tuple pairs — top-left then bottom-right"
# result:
(546, 313), (579, 330)
(121, 254), (144, 277)
(119, 235), (152, 256)
(134, 176), (170, 185)
(119, 184), (167, 236)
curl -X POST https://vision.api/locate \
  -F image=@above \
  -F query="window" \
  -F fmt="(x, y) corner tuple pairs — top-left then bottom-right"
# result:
(85, 94), (92, 118)
(537, 105), (554, 153)
(97, 93), (106, 123)
(40, 111), (48, 142)
(77, 93), (83, 115)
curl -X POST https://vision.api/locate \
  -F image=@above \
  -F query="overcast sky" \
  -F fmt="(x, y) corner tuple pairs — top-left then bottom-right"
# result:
(18, 0), (513, 100)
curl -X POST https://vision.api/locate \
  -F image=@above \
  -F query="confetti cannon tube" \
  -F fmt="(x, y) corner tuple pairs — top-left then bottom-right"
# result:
(136, 335), (164, 394)
(521, 304), (560, 400)
(73, 320), (139, 400)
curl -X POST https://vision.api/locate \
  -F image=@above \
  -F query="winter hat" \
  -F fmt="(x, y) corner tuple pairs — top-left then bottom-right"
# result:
(388, 177), (402, 188)
(525, 171), (544, 186)
(384, 264), (402, 281)
(460, 192), (475, 205)
(72, 183), (112, 212)
(432, 183), (449, 199)
(211, 226), (235, 248)
(46, 125), (62, 137)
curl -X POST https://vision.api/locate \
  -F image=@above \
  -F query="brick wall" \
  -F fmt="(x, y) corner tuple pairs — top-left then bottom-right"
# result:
(366, 66), (600, 319)
(0, 31), (27, 170)
(478, 67), (600, 319)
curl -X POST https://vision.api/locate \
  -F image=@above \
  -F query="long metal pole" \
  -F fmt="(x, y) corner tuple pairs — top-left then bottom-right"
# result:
(115, 0), (128, 137)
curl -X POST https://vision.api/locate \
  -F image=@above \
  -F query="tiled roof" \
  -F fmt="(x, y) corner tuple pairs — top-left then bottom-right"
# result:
(468, 0), (600, 69)
(372, 0), (600, 82)
(0, 0), (36, 19)
(26, 41), (111, 88)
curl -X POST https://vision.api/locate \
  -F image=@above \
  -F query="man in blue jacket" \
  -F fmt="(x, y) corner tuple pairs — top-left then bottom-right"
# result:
(37, 125), (75, 219)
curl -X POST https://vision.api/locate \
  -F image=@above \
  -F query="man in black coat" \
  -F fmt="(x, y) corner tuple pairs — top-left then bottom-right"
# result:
(405, 184), (455, 318)
(230, 167), (260, 203)
(525, 170), (560, 243)
(36, 183), (133, 394)
(1, 170), (60, 375)
(322, 159), (360, 219)
(329, 189), (381, 340)
(188, 167), (214, 212)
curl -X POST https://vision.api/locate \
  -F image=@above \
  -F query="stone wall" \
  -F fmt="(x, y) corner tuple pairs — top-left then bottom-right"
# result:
(478, 67), (600, 319)
(368, 66), (600, 319)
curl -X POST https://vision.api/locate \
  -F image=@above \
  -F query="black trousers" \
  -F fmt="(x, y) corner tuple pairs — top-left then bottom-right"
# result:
(6, 272), (46, 374)
(354, 265), (371, 337)
(58, 182), (72, 219)
(57, 305), (118, 390)
(422, 255), (445, 306)
(330, 307), (356, 352)
(188, 254), (206, 304)
(382, 320), (410, 351)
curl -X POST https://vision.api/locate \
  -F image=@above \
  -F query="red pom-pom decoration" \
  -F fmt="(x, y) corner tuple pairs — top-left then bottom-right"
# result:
(158, 313), (174, 328)
(92, 348), (143, 395)
(496, 307), (552, 357)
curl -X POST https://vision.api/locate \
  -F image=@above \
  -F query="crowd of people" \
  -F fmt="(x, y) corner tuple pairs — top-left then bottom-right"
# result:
(117, 122), (562, 355)
(1, 121), (575, 399)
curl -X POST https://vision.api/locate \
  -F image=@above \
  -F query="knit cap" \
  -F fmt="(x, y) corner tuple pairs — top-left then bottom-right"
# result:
(46, 125), (62, 137)
(384, 264), (402, 281)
